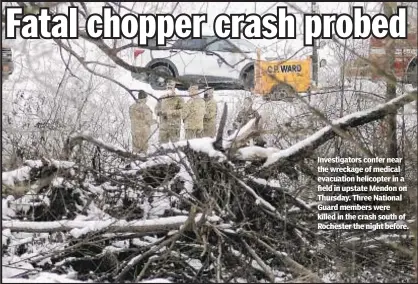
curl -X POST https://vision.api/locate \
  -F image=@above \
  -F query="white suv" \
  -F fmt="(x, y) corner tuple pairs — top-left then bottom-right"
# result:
(131, 36), (259, 90)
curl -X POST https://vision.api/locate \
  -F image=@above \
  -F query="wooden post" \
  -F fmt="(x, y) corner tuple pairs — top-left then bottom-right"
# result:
(383, 2), (398, 159)
(254, 48), (261, 94)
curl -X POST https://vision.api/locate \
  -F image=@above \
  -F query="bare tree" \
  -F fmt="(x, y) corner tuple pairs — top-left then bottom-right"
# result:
(1, 2), (417, 283)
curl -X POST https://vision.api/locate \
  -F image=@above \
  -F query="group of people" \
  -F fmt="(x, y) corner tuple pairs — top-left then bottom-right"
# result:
(129, 81), (218, 153)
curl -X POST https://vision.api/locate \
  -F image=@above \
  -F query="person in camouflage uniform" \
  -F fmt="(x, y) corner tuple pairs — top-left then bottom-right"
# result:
(202, 87), (217, 137)
(230, 97), (266, 147)
(156, 80), (184, 143)
(232, 97), (260, 131)
(129, 91), (157, 153)
(183, 85), (206, 139)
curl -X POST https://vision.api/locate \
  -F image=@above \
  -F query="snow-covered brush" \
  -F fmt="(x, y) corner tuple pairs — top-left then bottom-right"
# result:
(2, 158), (75, 197)
(1, 91), (416, 283)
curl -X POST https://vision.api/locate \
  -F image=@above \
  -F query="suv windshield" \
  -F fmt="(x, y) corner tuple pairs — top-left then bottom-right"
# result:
(228, 39), (257, 53)
(206, 37), (238, 52)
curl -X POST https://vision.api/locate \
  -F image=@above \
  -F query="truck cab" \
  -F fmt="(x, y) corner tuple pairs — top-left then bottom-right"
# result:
(253, 50), (327, 101)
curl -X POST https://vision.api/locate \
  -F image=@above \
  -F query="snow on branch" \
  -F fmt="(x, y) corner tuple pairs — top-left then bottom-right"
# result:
(2, 214), (221, 235)
(149, 137), (227, 161)
(64, 132), (146, 160)
(235, 146), (280, 161)
(223, 117), (262, 151)
(123, 153), (184, 176)
(2, 158), (75, 196)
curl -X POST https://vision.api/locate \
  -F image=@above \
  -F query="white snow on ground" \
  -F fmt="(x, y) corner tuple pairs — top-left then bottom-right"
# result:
(2, 272), (86, 283)
(2, 255), (36, 279)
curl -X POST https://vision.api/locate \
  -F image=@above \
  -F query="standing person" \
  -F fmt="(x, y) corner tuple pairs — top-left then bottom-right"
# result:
(129, 91), (157, 153)
(202, 87), (217, 137)
(230, 96), (266, 147)
(232, 97), (260, 131)
(156, 80), (184, 143)
(183, 85), (205, 139)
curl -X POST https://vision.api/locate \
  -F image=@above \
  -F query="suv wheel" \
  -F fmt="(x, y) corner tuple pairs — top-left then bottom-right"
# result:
(149, 65), (174, 90)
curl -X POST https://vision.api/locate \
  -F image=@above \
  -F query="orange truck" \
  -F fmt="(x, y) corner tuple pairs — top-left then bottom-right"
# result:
(344, 29), (417, 87)
(253, 55), (312, 100)
(253, 50), (327, 101)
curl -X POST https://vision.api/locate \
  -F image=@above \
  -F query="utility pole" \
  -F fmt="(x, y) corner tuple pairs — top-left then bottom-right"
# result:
(311, 2), (319, 87)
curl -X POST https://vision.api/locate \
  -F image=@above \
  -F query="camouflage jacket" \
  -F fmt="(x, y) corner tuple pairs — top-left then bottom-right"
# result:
(155, 92), (184, 126)
(204, 98), (217, 124)
(129, 100), (156, 130)
(183, 96), (206, 130)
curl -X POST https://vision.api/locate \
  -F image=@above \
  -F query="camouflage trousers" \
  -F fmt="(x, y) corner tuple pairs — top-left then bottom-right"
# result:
(132, 127), (151, 153)
(185, 129), (203, 140)
(203, 122), (216, 137)
(159, 126), (180, 144)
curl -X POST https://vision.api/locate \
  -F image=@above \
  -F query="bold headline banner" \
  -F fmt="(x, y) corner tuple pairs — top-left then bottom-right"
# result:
(5, 6), (408, 46)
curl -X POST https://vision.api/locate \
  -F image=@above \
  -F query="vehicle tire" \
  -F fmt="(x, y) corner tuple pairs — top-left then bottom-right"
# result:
(269, 83), (296, 101)
(243, 68), (254, 90)
(149, 65), (174, 90)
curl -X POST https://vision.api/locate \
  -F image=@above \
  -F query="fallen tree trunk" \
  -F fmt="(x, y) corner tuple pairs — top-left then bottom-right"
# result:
(2, 214), (220, 234)
(63, 132), (147, 161)
(234, 91), (416, 173)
